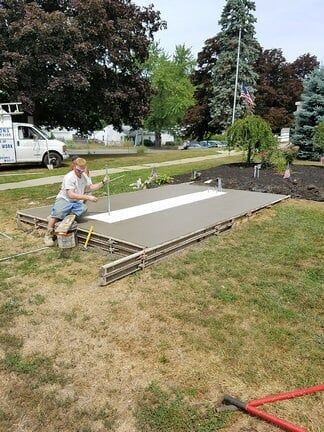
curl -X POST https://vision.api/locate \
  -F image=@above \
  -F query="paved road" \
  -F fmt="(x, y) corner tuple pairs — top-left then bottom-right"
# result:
(0, 151), (235, 191)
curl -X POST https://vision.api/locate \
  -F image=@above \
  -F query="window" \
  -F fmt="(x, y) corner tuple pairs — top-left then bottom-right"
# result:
(18, 126), (43, 140)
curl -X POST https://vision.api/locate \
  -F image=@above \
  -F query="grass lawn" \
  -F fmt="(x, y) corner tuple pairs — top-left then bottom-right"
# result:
(0, 159), (323, 432)
(0, 148), (226, 185)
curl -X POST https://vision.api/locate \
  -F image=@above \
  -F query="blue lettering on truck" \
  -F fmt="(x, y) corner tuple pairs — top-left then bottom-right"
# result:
(0, 127), (12, 137)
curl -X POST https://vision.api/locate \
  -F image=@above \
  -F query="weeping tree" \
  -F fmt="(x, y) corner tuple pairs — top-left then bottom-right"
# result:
(292, 67), (324, 151)
(209, 0), (260, 131)
(227, 115), (277, 163)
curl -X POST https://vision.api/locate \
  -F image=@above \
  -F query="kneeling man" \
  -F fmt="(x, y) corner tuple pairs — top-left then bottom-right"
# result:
(44, 157), (108, 246)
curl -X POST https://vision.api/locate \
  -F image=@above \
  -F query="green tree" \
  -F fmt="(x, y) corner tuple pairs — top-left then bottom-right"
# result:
(313, 122), (324, 153)
(292, 67), (324, 150)
(144, 44), (195, 147)
(0, 0), (165, 131)
(209, 0), (260, 131)
(227, 115), (277, 163)
(254, 50), (318, 132)
(183, 36), (220, 139)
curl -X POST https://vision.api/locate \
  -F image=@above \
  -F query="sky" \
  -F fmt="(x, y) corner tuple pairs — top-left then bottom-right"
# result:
(133, 0), (324, 63)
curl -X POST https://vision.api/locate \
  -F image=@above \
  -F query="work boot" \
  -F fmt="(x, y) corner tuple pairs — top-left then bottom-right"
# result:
(44, 229), (55, 247)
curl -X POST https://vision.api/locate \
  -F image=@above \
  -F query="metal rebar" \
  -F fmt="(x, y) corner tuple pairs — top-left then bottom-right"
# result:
(0, 246), (49, 263)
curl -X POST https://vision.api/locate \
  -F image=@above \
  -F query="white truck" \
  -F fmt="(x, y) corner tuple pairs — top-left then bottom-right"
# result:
(0, 102), (69, 168)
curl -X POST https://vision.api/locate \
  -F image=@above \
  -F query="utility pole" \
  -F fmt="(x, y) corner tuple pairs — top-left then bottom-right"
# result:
(231, 26), (242, 125)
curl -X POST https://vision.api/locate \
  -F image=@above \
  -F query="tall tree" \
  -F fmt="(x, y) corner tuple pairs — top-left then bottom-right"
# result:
(209, 0), (260, 131)
(0, 0), (165, 131)
(183, 36), (220, 139)
(144, 44), (195, 147)
(292, 67), (324, 151)
(254, 50), (319, 132)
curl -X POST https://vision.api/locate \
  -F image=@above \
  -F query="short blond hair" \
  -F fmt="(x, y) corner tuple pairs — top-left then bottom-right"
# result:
(72, 157), (87, 168)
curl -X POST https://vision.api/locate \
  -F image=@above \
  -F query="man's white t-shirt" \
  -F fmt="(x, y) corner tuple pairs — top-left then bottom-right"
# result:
(57, 171), (91, 202)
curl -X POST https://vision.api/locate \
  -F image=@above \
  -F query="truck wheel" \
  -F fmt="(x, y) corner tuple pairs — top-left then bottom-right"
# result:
(43, 152), (62, 168)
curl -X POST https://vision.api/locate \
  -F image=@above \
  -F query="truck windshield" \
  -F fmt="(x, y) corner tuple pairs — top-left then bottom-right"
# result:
(33, 126), (51, 139)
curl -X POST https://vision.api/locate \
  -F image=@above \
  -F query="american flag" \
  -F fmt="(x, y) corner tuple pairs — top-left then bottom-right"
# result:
(240, 85), (255, 108)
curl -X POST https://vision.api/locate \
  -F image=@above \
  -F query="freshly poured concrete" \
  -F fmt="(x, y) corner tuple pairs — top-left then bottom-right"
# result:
(88, 189), (226, 223)
(19, 184), (288, 248)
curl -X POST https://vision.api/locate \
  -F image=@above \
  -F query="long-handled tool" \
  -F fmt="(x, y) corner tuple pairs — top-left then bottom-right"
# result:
(223, 383), (324, 432)
(109, 174), (125, 183)
(105, 164), (110, 215)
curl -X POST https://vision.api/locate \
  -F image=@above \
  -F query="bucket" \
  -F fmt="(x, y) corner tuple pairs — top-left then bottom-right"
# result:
(57, 231), (76, 249)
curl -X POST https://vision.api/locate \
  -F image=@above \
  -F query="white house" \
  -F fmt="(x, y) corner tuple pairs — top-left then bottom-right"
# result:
(49, 128), (75, 141)
(91, 125), (128, 145)
(49, 125), (174, 146)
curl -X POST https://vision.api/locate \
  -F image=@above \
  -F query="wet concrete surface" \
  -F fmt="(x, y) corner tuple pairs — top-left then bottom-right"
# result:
(19, 184), (289, 248)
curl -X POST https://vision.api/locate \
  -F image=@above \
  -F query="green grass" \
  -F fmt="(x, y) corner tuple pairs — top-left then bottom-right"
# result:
(150, 202), (323, 386)
(136, 383), (230, 432)
(1, 352), (66, 385)
(0, 147), (223, 184)
(0, 298), (27, 328)
(0, 155), (242, 219)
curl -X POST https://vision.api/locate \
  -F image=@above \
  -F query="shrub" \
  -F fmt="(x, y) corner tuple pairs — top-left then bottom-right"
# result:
(136, 146), (147, 155)
(164, 141), (176, 147)
(271, 151), (287, 174)
(259, 150), (273, 168)
(208, 133), (226, 142)
(281, 146), (299, 164)
(155, 174), (174, 185)
(143, 139), (154, 147)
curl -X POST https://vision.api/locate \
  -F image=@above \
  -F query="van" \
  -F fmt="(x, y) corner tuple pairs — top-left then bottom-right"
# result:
(0, 102), (69, 168)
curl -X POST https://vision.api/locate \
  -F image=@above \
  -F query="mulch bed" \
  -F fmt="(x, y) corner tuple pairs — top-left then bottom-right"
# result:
(174, 163), (324, 201)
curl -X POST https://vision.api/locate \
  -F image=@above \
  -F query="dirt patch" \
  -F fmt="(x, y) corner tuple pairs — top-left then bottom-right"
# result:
(174, 163), (324, 201)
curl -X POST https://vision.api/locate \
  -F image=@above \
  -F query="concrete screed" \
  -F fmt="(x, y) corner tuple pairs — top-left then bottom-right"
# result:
(17, 184), (289, 284)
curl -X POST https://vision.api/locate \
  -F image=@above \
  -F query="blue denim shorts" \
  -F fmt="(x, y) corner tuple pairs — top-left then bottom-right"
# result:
(51, 198), (87, 220)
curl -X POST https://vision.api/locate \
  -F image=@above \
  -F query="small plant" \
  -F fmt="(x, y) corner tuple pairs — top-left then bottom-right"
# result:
(155, 174), (174, 185)
(271, 152), (287, 174)
(281, 146), (299, 164)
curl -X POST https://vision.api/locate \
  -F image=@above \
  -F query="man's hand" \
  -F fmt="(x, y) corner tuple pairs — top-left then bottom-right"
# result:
(102, 175), (110, 185)
(87, 195), (98, 202)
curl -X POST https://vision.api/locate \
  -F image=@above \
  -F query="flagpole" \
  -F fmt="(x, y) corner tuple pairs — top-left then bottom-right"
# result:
(232, 25), (242, 125)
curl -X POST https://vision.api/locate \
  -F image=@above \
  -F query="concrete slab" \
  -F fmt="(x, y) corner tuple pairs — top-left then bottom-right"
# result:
(18, 184), (289, 248)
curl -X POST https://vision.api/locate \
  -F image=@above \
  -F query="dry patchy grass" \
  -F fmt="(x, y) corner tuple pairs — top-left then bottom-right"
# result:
(0, 198), (323, 431)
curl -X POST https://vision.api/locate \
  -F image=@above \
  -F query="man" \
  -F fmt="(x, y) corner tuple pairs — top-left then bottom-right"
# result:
(44, 157), (108, 246)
